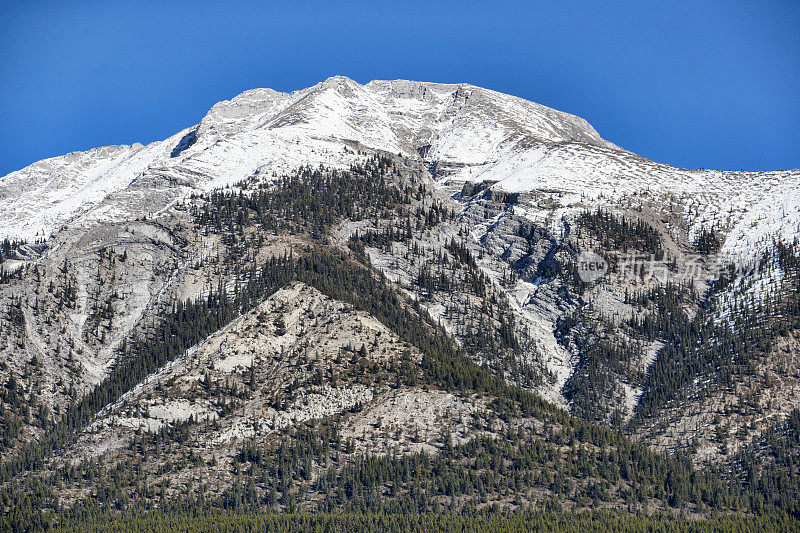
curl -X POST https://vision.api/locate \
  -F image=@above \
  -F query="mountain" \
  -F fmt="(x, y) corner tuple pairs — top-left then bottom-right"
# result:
(0, 76), (615, 241)
(1, 77), (799, 529)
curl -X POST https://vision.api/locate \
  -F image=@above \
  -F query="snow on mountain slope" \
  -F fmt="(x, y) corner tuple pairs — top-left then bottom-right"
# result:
(1, 143), (143, 240)
(0, 76), (619, 241)
(721, 184), (800, 266)
(461, 140), (800, 265)
(1, 75), (798, 268)
(366, 79), (618, 165)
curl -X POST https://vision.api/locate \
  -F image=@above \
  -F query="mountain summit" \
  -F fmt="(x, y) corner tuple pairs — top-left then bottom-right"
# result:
(1, 76), (616, 241)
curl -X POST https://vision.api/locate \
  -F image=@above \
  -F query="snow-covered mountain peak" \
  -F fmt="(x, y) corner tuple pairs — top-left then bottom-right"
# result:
(194, 77), (617, 155)
(366, 79), (617, 148)
(1, 76), (797, 263)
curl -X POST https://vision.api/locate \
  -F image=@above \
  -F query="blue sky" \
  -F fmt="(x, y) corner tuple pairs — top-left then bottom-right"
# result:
(1, 0), (798, 176)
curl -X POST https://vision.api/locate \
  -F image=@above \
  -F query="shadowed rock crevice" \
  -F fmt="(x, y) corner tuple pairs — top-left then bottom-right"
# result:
(170, 129), (198, 157)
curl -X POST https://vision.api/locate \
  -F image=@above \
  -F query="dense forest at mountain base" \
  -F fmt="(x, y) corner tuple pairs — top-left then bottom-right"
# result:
(46, 510), (800, 533)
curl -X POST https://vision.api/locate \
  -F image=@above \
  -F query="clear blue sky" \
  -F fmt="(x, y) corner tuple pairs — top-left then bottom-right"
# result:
(1, 0), (798, 176)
